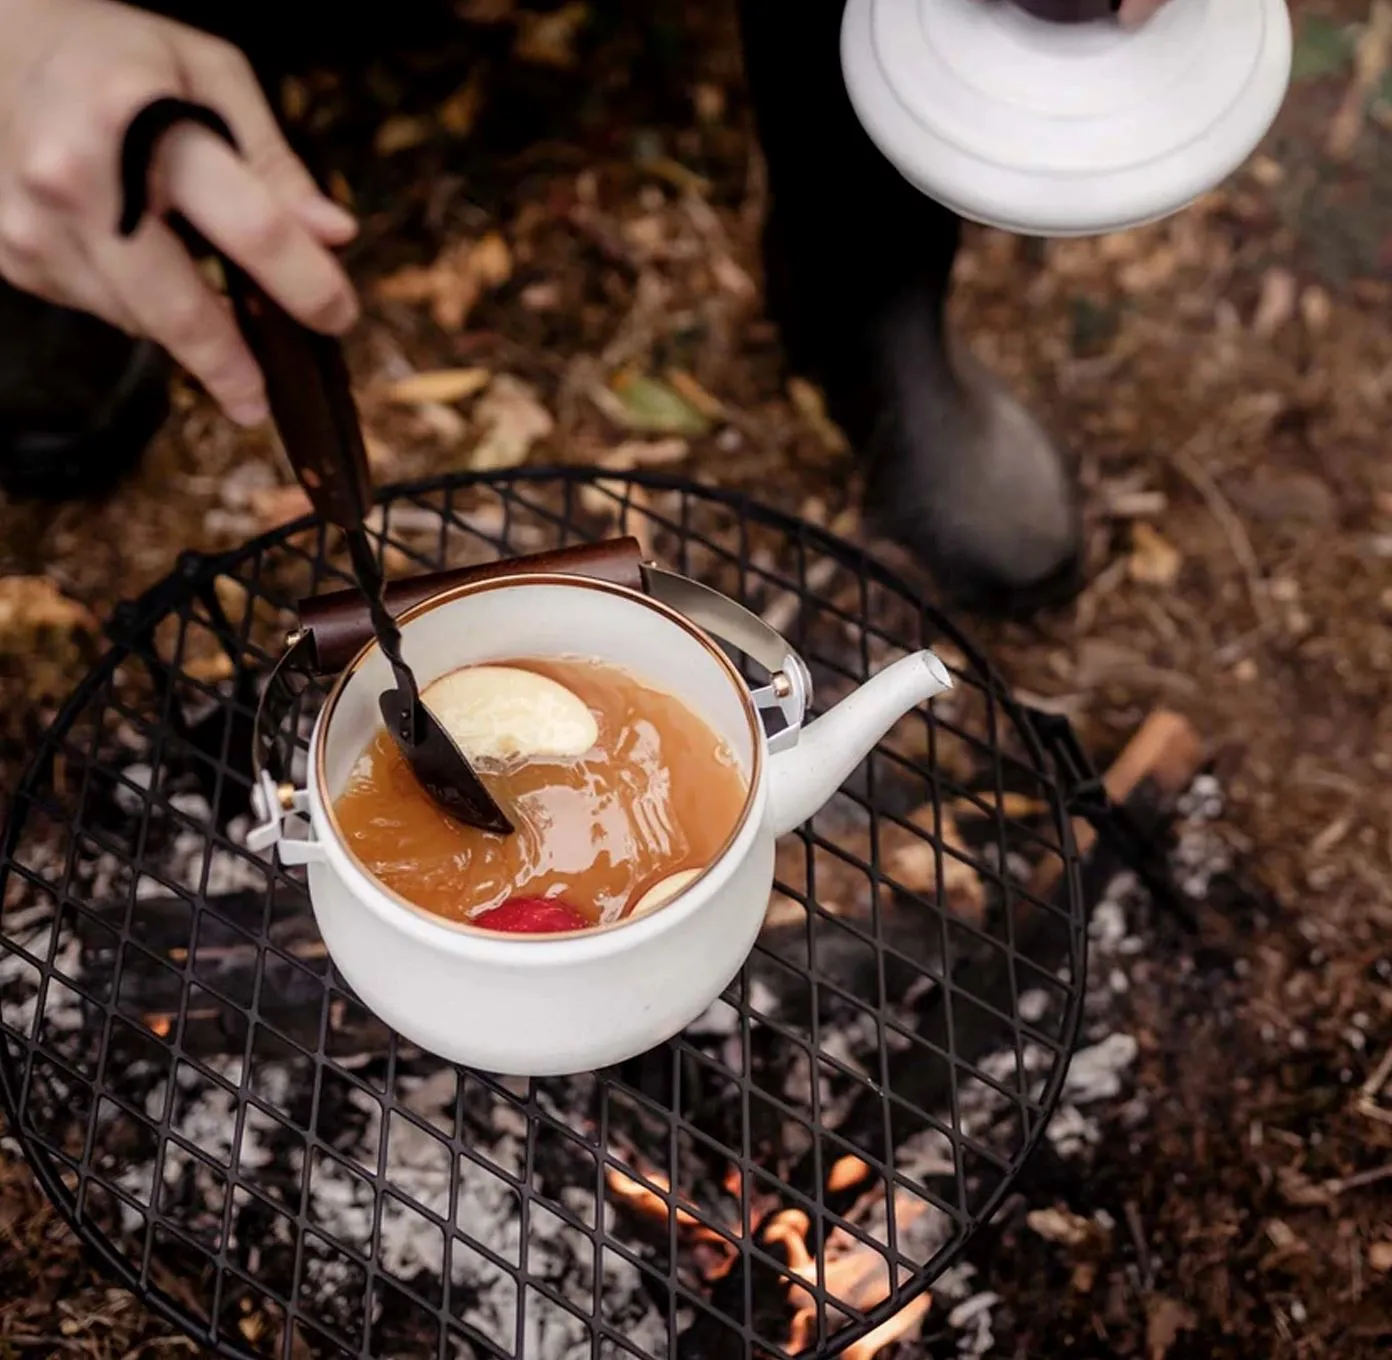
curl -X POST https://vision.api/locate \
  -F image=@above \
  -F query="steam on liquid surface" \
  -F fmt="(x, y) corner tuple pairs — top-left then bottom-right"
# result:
(332, 657), (749, 927)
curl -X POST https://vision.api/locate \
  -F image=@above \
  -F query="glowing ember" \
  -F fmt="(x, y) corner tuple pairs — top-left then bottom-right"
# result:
(827, 1154), (873, 1193)
(609, 1158), (933, 1358)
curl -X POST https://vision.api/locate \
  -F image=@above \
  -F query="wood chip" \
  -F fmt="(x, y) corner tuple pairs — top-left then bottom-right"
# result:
(1127, 522), (1183, 588)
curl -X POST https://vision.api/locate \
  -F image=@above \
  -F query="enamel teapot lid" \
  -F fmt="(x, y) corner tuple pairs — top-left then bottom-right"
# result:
(840, 0), (1293, 236)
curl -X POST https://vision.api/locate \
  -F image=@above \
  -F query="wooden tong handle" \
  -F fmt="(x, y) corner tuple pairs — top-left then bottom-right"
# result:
(297, 537), (648, 673)
(119, 97), (372, 532)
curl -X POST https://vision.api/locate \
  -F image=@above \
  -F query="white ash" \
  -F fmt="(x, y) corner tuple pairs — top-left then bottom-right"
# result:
(916, 778), (1234, 1357)
(948, 1290), (1001, 1356)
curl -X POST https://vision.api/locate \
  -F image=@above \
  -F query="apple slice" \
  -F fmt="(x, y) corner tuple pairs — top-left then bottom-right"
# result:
(627, 868), (703, 922)
(422, 665), (598, 763)
(473, 897), (589, 934)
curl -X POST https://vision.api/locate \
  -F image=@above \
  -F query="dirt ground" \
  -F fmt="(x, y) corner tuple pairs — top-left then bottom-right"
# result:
(1, 1), (1390, 1356)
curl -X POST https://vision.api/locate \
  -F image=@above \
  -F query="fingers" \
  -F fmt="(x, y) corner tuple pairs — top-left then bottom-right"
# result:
(180, 36), (357, 245)
(157, 121), (359, 336)
(91, 215), (269, 425)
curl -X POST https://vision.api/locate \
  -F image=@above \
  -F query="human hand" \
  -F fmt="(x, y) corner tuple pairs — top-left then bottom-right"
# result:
(0, 0), (360, 426)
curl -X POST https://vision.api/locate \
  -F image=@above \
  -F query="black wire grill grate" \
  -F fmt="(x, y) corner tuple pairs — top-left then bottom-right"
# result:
(1, 470), (1088, 1360)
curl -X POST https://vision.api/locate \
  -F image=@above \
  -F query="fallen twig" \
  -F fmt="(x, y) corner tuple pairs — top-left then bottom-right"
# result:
(1171, 438), (1274, 639)
(1322, 1162), (1392, 1196)
(1356, 1046), (1392, 1126)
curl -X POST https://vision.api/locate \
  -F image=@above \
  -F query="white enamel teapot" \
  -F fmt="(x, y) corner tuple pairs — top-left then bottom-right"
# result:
(248, 549), (953, 1077)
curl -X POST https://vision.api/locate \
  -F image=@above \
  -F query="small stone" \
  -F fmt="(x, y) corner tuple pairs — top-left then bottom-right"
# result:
(1369, 1241), (1392, 1273)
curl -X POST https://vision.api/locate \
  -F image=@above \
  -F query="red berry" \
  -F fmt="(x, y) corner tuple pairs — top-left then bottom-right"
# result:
(473, 897), (589, 935)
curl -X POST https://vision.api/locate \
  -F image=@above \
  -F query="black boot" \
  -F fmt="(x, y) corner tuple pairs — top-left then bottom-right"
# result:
(0, 281), (170, 503)
(737, 0), (1082, 615)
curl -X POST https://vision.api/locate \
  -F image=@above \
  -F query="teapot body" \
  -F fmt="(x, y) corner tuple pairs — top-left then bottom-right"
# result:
(255, 573), (950, 1075)
(300, 769), (777, 1075)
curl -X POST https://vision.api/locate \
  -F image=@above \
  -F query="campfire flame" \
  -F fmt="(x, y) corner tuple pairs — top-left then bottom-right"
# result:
(607, 1155), (931, 1358)
(606, 1167), (740, 1280)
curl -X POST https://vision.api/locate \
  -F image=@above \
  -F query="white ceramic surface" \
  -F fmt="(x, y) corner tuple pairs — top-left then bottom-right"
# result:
(840, 0), (1292, 236)
(265, 575), (952, 1076)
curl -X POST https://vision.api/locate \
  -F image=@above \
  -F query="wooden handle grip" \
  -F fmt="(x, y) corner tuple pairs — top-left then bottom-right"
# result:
(297, 536), (648, 673)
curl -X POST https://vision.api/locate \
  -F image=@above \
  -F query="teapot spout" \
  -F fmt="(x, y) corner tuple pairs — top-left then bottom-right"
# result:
(766, 650), (954, 837)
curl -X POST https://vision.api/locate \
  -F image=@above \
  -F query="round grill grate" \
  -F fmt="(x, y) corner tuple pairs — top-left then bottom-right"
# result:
(1, 470), (1088, 1360)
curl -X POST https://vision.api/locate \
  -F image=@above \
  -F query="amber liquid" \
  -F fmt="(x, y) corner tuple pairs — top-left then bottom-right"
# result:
(332, 657), (750, 928)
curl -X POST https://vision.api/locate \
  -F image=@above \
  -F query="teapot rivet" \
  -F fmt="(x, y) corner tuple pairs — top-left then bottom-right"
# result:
(771, 671), (792, 699)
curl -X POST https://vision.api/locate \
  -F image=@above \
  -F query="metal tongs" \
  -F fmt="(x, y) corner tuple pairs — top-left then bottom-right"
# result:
(119, 97), (513, 835)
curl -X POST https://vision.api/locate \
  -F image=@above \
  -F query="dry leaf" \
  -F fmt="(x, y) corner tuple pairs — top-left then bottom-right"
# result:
(438, 72), (485, 137)
(1327, 0), (1392, 160)
(374, 235), (512, 331)
(185, 651), (236, 684)
(382, 368), (492, 406)
(280, 76), (310, 122)
(1251, 267), (1297, 338)
(374, 114), (434, 157)
(0, 577), (97, 644)
(711, 253), (756, 298)
(471, 375), (553, 471)
(952, 791), (1047, 820)
(1026, 1207), (1098, 1247)
(248, 485), (313, 532)
(664, 369), (724, 419)
(880, 804), (985, 922)
(599, 438), (689, 471)
(470, 232), (513, 289)
(364, 431), (398, 474)
(637, 155), (711, 196)
(514, 2), (590, 68)
(1145, 1297), (1197, 1360)
(414, 402), (468, 442)
(595, 373), (710, 436)
(324, 172), (353, 211)
(788, 377), (849, 455)
(376, 261), (453, 307)
(1128, 522), (1182, 588)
